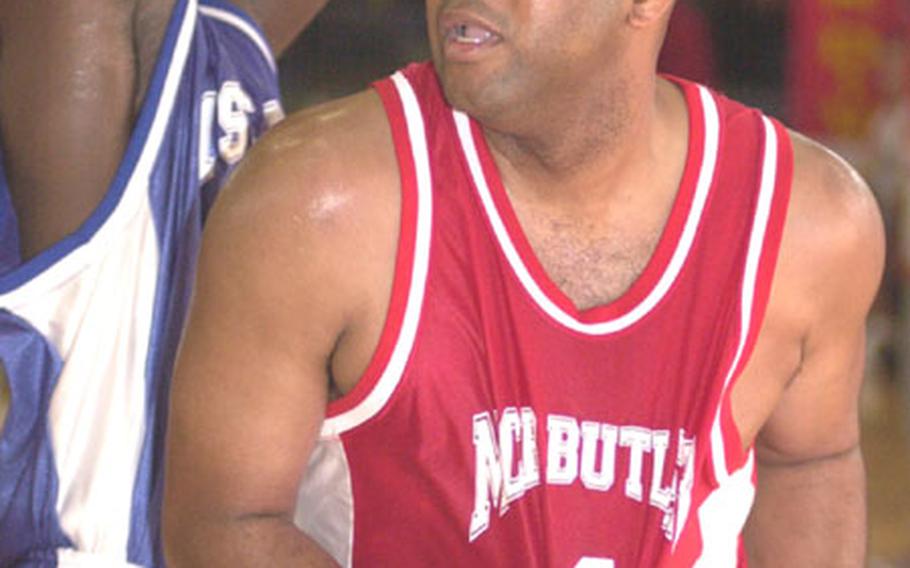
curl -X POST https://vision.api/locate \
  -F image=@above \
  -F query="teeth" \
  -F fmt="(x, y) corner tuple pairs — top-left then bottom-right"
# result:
(450, 23), (493, 44)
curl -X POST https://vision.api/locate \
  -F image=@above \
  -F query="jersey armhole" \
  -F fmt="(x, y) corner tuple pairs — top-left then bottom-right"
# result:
(718, 116), (795, 473)
(321, 75), (431, 437)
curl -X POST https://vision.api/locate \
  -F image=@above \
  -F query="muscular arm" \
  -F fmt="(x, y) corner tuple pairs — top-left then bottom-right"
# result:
(734, 134), (884, 566)
(0, 0), (139, 259)
(162, 91), (399, 566)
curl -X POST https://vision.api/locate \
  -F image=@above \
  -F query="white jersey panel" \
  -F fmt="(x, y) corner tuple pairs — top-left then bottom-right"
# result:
(694, 453), (756, 567)
(294, 438), (355, 567)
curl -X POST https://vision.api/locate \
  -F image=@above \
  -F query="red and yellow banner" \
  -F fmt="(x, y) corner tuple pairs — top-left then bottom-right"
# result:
(787, 0), (909, 140)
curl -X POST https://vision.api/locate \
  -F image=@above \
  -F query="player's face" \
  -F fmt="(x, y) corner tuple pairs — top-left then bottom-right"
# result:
(426, 0), (628, 125)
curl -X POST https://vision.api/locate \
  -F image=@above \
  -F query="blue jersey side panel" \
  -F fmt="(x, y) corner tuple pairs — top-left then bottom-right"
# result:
(129, 3), (282, 565)
(0, 0), (282, 565)
(0, 310), (70, 565)
(0, 157), (21, 274)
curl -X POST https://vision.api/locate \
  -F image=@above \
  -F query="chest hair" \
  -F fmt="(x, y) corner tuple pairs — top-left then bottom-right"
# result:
(519, 211), (662, 311)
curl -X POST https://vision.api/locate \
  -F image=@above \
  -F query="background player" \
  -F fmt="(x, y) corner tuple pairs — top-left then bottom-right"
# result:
(165, 0), (882, 565)
(0, 0), (326, 565)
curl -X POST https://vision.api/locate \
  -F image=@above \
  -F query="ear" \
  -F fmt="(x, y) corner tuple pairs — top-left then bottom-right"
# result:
(628, 0), (676, 28)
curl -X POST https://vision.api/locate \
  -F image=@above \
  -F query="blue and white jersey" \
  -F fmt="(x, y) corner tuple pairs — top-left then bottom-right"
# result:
(0, 0), (283, 565)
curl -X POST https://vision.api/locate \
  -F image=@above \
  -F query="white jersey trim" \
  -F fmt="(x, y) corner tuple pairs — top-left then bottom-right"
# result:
(319, 72), (434, 437)
(56, 548), (143, 567)
(709, 116), (780, 483)
(198, 3), (277, 73)
(453, 86), (721, 336)
(294, 439), (355, 567)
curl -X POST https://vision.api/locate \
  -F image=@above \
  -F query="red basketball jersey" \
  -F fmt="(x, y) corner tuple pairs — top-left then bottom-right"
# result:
(295, 62), (793, 568)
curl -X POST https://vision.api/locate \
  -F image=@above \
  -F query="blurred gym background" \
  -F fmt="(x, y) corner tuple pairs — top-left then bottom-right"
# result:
(278, 0), (910, 564)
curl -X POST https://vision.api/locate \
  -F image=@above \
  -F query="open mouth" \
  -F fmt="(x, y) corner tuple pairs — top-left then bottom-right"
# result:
(446, 22), (499, 46)
(439, 10), (504, 56)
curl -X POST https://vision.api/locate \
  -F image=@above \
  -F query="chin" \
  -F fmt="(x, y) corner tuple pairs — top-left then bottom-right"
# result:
(435, 60), (516, 126)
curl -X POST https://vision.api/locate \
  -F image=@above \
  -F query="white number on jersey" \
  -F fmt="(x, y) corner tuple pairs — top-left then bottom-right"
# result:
(575, 557), (615, 568)
(198, 82), (285, 182)
(217, 80), (255, 165)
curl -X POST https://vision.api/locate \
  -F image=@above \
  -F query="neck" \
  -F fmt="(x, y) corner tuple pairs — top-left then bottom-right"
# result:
(482, 72), (661, 203)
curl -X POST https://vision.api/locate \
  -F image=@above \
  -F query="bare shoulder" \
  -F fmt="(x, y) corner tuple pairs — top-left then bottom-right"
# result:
(211, 88), (398, 249)
(198, 88), (401, 344)
(235, 89), (395, 187)
(774, 131), (884, 328)
(788, 131), (882, 246)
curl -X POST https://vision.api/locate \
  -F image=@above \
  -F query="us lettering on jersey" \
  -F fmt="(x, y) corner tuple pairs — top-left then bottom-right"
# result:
(198, 81), (282, 181)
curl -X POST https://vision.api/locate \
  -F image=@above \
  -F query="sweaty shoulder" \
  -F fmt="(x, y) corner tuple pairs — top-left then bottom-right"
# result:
(212, 88), (401, 267)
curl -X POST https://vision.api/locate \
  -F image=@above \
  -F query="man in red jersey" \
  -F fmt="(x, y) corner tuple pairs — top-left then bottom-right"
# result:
(164, 0), (882, 566)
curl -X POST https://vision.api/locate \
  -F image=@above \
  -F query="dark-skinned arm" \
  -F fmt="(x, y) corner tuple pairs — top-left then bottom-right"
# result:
(230, 0), (329, 56)
(162, 90), (399, 566)
(741, 134), (884, 566)
(0, 0), (137, 259)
